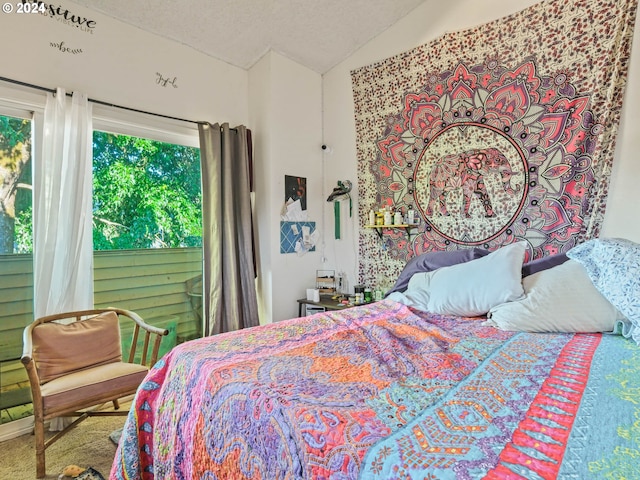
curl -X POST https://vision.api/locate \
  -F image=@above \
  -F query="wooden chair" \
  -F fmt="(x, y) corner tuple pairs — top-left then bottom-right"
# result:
(21, 308), (169, 478)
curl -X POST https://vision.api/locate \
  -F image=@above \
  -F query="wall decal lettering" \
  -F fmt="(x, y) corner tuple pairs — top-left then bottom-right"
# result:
(156, 73), (178, 88)
(29, 1), (97, 33)
(49, 40), (82, 54)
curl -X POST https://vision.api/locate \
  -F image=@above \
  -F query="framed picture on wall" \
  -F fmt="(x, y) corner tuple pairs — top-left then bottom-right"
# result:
(285, 175), (307, 210)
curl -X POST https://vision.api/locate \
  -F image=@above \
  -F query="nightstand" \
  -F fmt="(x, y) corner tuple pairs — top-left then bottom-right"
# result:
(296, 295), (349, 316)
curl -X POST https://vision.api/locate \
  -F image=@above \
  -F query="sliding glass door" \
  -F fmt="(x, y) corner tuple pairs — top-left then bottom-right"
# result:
(91, 130), (203, 357)
(0, 111), (34, 424)
(0, 108), (204, 427)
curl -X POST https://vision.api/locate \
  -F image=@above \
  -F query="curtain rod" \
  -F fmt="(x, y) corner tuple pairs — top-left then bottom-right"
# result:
(0, 75), (211, 126)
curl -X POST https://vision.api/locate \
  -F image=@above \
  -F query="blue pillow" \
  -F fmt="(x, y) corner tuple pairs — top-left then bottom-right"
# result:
(385, 248), (490, 296)
(567, 238), (640, 345)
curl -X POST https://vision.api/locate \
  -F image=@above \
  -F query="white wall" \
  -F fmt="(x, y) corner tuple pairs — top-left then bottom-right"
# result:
(0, 3), (248, 127)
(322, 0), (640, 288)
(249, 52), (324, 322)
(0, 3), (327, 324)
(249, 55), (275, 323)
(601, 26), (640, 240)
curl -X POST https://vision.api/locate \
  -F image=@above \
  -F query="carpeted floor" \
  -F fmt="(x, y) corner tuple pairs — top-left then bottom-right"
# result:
(0, 414), (126, 480)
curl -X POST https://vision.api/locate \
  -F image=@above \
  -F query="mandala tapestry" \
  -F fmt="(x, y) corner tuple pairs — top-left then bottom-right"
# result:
(351, 0), (637, 287)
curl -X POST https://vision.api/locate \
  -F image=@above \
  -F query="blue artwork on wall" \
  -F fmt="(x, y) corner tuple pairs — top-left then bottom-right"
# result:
(280, 221), (316, 254)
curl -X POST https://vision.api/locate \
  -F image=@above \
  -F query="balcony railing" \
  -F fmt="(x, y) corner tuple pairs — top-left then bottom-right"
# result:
(0, 247), (203, 423)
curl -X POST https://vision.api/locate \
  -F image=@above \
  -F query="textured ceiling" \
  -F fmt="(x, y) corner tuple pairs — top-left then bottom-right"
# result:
(67, 0), (427, 74)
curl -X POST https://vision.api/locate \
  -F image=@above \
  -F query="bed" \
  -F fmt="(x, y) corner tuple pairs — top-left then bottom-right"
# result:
(110, 238), (640, 479)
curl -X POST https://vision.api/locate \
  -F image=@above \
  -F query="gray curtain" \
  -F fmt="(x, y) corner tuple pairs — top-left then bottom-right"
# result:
(198, 122), (259, 336)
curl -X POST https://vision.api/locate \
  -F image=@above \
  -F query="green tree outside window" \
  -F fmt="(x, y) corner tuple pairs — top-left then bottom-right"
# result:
(92, 131), (202, 250)
(0, 115), (31, 254)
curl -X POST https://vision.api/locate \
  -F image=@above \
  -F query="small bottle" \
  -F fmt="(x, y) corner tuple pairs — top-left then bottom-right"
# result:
(394, 211), (403, 225)
(384, 210), (392, 226)
(368, 210), (375, 226)
(364, 288), (372, 303)
(407, 208), (415, 224)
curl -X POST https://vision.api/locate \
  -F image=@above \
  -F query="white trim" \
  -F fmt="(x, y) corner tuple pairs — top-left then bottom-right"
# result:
(92, 104), (199, 148)
(0, 83), (45, 116)
(0, 103), (34, 121)
(0, 81), (199, 147)
(0, 415), (34, 442)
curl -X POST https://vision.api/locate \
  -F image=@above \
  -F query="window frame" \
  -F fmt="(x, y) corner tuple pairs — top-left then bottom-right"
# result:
(0, 83), (204, 428)
(92, 104), (199, 148)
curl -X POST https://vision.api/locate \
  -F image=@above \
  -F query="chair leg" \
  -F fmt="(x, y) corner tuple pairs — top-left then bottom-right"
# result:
(34, 413), (46, 478)
(113, 399), (120, 410)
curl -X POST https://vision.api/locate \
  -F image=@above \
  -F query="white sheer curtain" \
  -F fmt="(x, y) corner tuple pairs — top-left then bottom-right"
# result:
(33, 88), (94, 319)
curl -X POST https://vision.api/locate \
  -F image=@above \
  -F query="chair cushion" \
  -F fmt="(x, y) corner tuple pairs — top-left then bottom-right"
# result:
(40, 361), (148, 415)
(33, 311), (123, 383)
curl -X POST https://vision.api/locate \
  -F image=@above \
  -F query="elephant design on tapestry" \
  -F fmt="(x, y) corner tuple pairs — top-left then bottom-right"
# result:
(426, 147), (520, 218)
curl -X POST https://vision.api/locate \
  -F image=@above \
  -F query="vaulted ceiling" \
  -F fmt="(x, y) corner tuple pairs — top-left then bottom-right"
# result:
(68, 0), (427, 74)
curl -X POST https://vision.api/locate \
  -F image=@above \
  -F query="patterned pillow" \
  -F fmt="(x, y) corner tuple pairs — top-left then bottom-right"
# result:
(567, 238), (640, 344)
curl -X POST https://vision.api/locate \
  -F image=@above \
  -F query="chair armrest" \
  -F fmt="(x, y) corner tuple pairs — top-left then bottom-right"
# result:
(21, 322), (43, 404)
(107, 308), (169, 366)
(106, 307), (169, 337)
(21, 321), (38, 366)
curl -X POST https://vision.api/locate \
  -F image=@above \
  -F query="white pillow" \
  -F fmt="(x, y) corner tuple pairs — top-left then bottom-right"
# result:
(485, 260), (621, 332)
(386, 271), (434, 310)
(397, 242), (526, 316)
(427, 241), (526, 316)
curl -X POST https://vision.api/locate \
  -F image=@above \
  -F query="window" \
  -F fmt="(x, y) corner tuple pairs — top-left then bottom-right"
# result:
(91, 130), (203, 354)
(92, 130), (202, 250)
(0, 98), (204, 425)
(0, 111), (34, 424)
(0, 113), (32, 254)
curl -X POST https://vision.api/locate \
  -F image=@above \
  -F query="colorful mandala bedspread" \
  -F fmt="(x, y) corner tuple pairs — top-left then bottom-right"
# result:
(110, 300), (640, 479)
